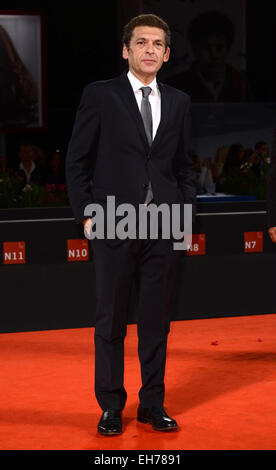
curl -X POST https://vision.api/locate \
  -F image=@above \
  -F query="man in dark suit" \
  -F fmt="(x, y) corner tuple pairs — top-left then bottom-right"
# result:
(66, 14), (196, 435)
(267, 129), (276, 242)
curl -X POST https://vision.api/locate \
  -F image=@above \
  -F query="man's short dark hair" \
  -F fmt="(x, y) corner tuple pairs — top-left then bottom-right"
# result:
(122, 14), (171, 50)
(188, 10), (235, 53)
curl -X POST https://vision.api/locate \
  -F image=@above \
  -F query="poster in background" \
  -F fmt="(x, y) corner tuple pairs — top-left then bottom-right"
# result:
(144, 0), (247, 103)
(0, 12), (45, 131)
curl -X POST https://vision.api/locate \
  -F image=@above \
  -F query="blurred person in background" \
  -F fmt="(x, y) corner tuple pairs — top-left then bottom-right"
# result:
(248, 141), (269, 176)
(223, 143), (245, 173)
(45, 149), (65, 184)
(192, 154), (215, 194)
(212, 145), (229, 190)
(17, 143), (45, 186)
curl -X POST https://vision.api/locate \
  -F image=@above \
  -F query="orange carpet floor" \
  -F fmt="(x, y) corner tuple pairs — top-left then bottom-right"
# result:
(0, 314), (276, 450)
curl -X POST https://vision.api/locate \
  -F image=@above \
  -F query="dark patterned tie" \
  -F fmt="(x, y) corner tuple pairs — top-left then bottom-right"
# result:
(140, 86), (153, 204)
(140, 86), (153, 145)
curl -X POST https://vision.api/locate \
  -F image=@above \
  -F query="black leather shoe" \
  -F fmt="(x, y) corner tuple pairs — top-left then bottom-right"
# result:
(137, 406), (178, 431)
(97, 410), (122, 435)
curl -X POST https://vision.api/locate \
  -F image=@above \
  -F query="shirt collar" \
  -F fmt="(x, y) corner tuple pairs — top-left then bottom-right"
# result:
(127, 70), (159, 96)
(19, 161), (36, 174)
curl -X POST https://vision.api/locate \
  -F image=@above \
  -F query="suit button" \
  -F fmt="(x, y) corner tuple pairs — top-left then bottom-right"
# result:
(147, 155), (151, 160)
(143, 183), (149, 189)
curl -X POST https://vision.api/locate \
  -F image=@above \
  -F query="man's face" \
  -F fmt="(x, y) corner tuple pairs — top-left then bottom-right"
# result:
(258, 144), (269, 157)
(122, 26), (170, 81)
(18, 145), (35, 162)
(198, 35), (229, 68)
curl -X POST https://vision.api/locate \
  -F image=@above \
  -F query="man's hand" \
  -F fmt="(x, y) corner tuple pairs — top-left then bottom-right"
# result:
(186, 233), (193, 251)
(268, 227), (276, 243)
(83, 218), (92, 238)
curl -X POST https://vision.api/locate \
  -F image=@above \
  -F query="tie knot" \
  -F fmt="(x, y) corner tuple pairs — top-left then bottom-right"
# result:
(140, 86), (152, 99)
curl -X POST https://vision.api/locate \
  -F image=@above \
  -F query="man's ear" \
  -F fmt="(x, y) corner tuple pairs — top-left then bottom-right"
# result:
(122, 44), (129, 60)
(163, 46), (170, 63)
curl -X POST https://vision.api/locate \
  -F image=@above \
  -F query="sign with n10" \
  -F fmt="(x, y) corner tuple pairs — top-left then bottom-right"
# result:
(67, 239), (89, 261)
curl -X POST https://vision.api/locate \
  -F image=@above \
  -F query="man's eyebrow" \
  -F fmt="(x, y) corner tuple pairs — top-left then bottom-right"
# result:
(135, 37), (165, 43)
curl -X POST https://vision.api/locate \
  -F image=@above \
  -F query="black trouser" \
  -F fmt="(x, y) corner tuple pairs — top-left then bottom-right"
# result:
(92, 235), (181, 411)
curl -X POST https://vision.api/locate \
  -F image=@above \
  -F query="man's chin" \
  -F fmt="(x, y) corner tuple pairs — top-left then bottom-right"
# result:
(141, 65), (160, 75)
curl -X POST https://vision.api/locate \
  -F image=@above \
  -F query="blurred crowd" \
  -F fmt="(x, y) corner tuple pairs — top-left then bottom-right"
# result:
(192, 140), (270, 195)
(0, 139), (270, 198)
(0, 142), (66, 188)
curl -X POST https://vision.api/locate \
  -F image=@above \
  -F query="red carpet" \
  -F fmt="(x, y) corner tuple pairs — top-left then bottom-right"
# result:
(0, 314), (276, 450)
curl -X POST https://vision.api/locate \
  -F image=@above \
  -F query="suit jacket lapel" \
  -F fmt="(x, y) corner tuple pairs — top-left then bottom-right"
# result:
(114, 71), (171, 152)
(151, 80), (171, 150)
(115, 71), (150, 152)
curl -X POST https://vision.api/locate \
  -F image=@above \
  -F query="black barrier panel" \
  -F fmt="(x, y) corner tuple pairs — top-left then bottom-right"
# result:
(0, 202), (275, 263)
(0, 201), (276, 333)
(0, 253), (276, 333)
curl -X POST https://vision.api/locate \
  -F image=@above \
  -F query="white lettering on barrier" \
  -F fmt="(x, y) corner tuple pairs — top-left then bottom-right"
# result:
(245, 241), (256, 249)
(68, 249), (88, 258)
(4, 251), (24, 261)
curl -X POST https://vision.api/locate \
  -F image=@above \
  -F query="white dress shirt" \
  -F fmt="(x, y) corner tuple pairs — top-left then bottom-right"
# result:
(19, 161), (36, 184)
(127, 70), (161, 140)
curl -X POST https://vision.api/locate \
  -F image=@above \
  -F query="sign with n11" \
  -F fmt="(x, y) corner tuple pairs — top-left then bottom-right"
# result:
(3, 241), (26, 264)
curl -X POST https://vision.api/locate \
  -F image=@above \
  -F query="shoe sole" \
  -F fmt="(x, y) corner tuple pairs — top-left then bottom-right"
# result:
(137, 417), (178, 431)
(97, 428), (122, 436)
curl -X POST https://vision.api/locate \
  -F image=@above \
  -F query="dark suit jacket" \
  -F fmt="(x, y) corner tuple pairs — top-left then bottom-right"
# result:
(18, 163), (45, 187)
(267, 128), (276, 227)
(66, 70), (196, 225)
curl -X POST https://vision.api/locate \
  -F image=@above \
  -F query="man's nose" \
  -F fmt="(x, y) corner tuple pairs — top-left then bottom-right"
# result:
(145, 42), (154, 53)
